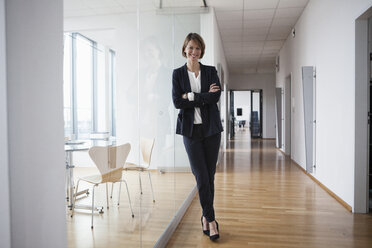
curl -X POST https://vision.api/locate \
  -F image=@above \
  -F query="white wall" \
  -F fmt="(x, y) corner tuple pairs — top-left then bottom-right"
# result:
(6, 0), (66, 247)
(234, 91), (251, 124)
(0, 0), (10, 247)
(230, 73), (276, 138)
(276, 0), (372, 210)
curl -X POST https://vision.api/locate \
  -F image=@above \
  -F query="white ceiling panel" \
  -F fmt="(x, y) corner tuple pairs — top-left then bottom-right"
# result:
(218, 20), (243, 29)
(242, 41), (266, 48)
(243, 34), (267, 41)
(269, 25), (292, 34)
(261, 53), (278, 58)
(221, 33), (245, 41)
(244, 27), (270, 35)
(244, 19), (272, 28)
(215, 10), (243, 21)
(271, 17), (298, 27)
(243, 0), (279, 10)
(275, 7), (304, 19)
(259, 57), (276, 62)
(209, 0), (244, 11)
(267, 32), (289, 40)
(223, 41), (245, 47)
(243, 9), (275, 20)
(278, 0), (309, 8)
(220, 28), (244, 36)
(264, 40), (284, 47)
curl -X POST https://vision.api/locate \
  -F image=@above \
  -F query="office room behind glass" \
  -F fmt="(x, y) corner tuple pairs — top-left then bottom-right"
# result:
(63, 1), (201, 246)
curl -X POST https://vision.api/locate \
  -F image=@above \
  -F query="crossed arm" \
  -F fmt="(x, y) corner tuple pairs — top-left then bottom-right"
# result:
(172, 68), (221, 110)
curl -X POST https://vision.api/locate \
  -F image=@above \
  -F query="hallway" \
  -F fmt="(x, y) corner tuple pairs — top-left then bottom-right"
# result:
(167, 130), (372, 248)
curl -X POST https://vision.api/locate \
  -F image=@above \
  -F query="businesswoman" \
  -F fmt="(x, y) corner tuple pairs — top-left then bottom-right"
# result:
(172, 33), (223, 241)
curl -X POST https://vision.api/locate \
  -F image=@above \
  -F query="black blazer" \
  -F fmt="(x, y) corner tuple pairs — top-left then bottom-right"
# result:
(172, 62), (223, 138)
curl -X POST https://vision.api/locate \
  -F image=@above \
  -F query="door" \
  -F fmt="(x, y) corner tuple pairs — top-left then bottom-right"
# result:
(284, 76), (291, 155)
(302, 66), (316, 173)
(276, 88), (282, 148)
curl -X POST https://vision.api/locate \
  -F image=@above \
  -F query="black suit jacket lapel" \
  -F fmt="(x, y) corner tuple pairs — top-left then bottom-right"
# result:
(182, 64), (192, 93)
(200, 63), (208, 93)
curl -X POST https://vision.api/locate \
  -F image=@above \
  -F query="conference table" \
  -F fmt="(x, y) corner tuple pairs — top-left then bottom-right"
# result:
(65, 139), (116, 213)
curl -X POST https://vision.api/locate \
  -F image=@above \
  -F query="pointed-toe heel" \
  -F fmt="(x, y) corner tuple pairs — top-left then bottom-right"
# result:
(201, 216), (209, 236)
(209, 221), (219, 241)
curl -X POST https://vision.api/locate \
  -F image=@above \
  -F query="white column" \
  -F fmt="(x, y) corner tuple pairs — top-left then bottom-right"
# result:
(5, 0), (67, 247)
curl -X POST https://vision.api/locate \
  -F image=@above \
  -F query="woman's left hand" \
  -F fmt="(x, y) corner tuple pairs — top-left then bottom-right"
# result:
(209, 83), (220, 93)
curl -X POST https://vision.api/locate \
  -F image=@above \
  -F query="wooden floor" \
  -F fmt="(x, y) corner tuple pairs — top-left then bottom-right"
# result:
(66, 167), (195, 247)
(167, 129), (372, 248)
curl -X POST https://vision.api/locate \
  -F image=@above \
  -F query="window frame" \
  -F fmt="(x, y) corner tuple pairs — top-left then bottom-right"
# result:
(63, 32), (116, 139)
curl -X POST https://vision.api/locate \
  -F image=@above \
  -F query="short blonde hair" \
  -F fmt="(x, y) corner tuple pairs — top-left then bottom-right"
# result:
(182, 33), (205, 59)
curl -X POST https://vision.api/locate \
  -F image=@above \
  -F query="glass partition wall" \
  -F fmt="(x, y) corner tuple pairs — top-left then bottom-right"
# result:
(64, 0), (201, 246)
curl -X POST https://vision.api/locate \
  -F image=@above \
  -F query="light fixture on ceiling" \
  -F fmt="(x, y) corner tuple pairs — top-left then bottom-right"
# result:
(292, 28), (296, 38)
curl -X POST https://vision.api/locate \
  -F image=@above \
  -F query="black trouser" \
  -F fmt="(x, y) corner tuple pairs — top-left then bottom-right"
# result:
(183, 124), (221, 222)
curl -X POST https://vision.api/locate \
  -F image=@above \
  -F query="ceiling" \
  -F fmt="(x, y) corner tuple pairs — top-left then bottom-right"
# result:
(64, 0), (309, 74)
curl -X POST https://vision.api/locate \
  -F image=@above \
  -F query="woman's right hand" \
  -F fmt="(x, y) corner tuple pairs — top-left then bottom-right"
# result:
(209, 83), (220, 93)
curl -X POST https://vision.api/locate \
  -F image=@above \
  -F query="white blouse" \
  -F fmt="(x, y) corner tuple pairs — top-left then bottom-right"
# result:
(187, 70), (202, 124)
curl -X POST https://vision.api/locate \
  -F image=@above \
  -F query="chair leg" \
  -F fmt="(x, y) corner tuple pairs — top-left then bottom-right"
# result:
(148, 171), (155, 203)
(122, 179), (134, 218)
(106, 183), (109, 209)
(118, 181), (122, 205)
(139, 172), (143, 194)
(110, 182), (114, 199)
(71, 179), (80, 217)
(91, 185), (96, 229)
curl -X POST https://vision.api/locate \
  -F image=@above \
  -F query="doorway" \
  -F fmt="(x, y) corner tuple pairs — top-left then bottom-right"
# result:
(284, 75), (292, 156)
(230, 90), (263, 139)
(355, 10), (372, 213)
(302, 66), (316, 174)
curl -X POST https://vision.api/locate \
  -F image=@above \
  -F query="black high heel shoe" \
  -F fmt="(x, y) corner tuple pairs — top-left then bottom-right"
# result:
(209, 221), (219, 241)
(201, 216), (209, 236)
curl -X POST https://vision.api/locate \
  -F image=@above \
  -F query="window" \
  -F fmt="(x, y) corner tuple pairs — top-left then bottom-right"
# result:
(109, 49), (116, 137)
(63, 34), (73, 136)
(63, 33), (116, 139)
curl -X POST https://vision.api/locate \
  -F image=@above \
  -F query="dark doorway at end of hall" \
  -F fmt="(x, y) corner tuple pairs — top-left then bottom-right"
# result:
(229, 90), (263, 139)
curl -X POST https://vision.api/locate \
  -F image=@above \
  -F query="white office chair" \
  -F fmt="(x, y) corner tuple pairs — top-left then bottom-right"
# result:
(122, 138), (156, 203)
(71, 143), (134, 228)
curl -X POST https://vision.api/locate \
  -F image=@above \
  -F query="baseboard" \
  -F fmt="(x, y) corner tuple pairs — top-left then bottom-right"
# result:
(291, 160), (352, 212)
(153, 185), (197, 248)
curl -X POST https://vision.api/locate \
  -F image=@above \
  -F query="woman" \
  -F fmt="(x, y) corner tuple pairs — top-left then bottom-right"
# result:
(172, 33), (223, 241)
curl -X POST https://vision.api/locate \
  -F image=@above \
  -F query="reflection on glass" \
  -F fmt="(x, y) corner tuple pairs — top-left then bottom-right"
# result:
(76, 35), (93, 139)
(97, 44), (106, 132)
(109, 50), (116, 136)
(63, 34), (72, 137)
(64, 1), (203, 246)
